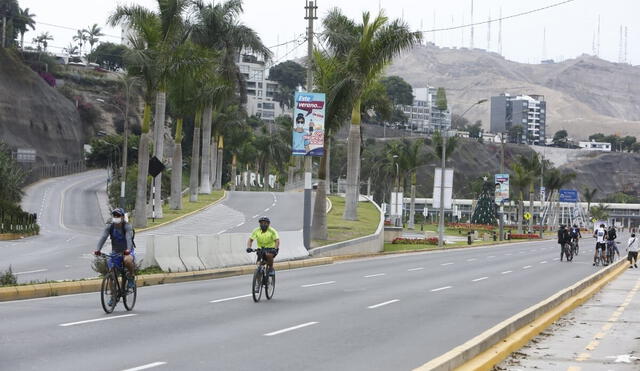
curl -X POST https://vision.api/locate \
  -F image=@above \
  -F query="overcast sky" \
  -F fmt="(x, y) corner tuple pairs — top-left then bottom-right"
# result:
(19, 0), (638, 66)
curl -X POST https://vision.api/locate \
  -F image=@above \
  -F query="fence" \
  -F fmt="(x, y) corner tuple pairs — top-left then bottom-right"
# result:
(20, 160), (86, 185)
(0, 209), (38, 235)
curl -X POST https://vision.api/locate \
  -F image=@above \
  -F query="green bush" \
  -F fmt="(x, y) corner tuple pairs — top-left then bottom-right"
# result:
(0, 266), (18, 286)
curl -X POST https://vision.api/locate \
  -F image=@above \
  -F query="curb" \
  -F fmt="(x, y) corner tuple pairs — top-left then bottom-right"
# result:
(414, 258), (628, 371)
(0, 256), (333, 302)
(136, 191), (227, 233)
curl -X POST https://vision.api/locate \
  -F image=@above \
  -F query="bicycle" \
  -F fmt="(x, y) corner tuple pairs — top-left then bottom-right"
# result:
(247, 248), (275, 302)
(605, 241), (616, 265)
(594, 244), (605, 266)
(562, 242), (573, 262)
(98, 252), (137, 313)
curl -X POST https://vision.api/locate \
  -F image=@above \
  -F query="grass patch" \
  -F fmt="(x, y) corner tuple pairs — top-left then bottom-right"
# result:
(142, 191), (224, 229)
(312, 196), (380, 247)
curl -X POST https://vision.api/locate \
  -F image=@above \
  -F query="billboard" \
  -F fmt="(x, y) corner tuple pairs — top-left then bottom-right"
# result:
(292, 91), (326, 156)
(559, 189), (578, 203)
(433, 168), (454, 209)
(494, 173), (510, 204)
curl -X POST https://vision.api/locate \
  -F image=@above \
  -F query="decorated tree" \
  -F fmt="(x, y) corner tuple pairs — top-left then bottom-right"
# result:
(471, 177), (497, 225)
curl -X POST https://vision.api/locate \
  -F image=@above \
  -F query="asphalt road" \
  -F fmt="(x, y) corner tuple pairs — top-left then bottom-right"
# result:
(0, 238), (624, 371)
(0, 170), (108, 282)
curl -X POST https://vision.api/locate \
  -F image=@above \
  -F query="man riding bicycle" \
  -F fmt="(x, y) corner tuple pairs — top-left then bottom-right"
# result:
(607, 225), (619, 261)
(246, 217), (280, 276)
(569, 224), (581, 254)
(593, 224), (607, 266)
(95, 208), (135, 289)
(557, 225), (572, 262)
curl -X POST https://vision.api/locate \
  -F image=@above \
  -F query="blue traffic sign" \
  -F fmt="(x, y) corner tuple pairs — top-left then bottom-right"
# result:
(559, 189), (578, 203)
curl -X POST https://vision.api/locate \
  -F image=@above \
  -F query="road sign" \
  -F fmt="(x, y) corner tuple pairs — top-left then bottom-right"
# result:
(559, 189), (578, 203)
(148, 156), (165, 178)
(524, 212), (532, 220)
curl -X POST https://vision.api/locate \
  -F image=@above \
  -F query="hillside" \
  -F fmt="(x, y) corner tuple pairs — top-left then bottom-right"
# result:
(0, 48), (84, 164)
(387, 43), (640, 139)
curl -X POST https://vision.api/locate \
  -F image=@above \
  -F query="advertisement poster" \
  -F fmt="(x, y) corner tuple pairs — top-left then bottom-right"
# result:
(292, 91), (326, 156)
(494, 173), (510, 204)
(433, 168), (454, 209)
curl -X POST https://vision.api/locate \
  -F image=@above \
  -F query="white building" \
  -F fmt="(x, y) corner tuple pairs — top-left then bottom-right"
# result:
(579, 140), (612, 152)
(400, 87), (451, 133)
(237, 54), (289, 122)
(120, 24), (135, 49)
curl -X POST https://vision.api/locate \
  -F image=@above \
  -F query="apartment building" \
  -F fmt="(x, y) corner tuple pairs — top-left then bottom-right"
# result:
(490, 93), (546, 144)
(400, 87), (451, 133)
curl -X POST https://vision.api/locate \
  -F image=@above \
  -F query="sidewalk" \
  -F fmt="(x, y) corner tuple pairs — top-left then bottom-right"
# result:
(498, 266), (640, 370)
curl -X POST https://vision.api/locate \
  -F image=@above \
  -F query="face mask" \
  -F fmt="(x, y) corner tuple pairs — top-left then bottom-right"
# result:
(112, 217), (122, 224)
(260, 224), (268, 231)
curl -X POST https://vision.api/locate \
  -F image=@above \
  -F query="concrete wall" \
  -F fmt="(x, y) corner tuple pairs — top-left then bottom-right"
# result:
(143, 231), (309, 272)
(309, 196), (384, 257)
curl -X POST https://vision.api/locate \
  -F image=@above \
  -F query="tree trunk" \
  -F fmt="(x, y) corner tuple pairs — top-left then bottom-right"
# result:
(311, 147), (329, 240)
(215, 137), (223, 189)
(210, 136), (218, 187)
(151, 90), (166, 218)
(529, 189), (534, 232)
(408, 178), (416, 229)
(20, 33), (24, 50)
(170, 143), (183, 210)
(199, 104), (213, 194)
(517, 198), (524, 233)
(343, 103), (362, 221)
(189, 114), (201, 202)
(325, 138), (331, 194)
(263, 159), (269, 190)
(230, 153), (237, 191)
(134, 133), (150, 228)
(1, 16), (6, 49)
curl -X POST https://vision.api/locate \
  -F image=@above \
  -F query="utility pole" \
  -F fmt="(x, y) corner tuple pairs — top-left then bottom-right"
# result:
(303, 0), (317, 250)
(438, 131), (447, 248)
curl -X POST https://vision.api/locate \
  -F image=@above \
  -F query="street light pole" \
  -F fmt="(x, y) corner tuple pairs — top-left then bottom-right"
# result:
(438, 131), (447, 248)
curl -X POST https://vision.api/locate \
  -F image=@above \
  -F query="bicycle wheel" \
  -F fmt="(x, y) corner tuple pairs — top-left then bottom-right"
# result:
(252, 267), (263, 302)
(566, 246), (573, 262)
(101, 273), (118, 314)
(265, 271), (276, 300)
(123, 274), (137, 311)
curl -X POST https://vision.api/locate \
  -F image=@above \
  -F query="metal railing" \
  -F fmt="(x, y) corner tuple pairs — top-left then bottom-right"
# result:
(0, 209), (38, 234)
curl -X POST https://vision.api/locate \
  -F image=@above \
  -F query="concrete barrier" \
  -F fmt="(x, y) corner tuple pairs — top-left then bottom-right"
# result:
(178, 235), (206, 271)
(309, 196), (384, 257)
(153, 235), (187, 272)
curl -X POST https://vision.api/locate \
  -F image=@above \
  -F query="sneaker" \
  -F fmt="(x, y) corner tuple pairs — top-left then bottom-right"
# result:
(128, 277), (135, 290)
(269, 269), (275, 276)
(630, 266), (634, 269)
(593, 263), (596, 266)
(107, 297), (114, 307)
(635, 264), (638, 268)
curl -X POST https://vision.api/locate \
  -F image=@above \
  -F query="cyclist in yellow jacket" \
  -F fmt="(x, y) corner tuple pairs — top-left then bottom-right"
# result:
(246, 217), (280, 276)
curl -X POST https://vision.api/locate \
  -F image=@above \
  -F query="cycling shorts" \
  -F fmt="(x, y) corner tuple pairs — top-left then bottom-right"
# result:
(595, 242), (606, 250)
(257, 248), (278, 258)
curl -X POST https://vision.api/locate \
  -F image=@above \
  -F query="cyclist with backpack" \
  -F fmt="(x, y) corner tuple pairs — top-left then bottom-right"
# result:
(607, 225), (619, 262)
(557, 225), (572, 262)
(94, 208), (136, 289)
(569, 224), (581, 255)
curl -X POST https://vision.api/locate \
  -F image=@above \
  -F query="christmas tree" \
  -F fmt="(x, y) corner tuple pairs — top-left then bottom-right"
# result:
(471, 177), (498, 225)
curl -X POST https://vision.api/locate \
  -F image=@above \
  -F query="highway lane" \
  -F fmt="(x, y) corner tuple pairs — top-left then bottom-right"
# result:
(0, 170), (109, 282)
(0, 237), (624, 371)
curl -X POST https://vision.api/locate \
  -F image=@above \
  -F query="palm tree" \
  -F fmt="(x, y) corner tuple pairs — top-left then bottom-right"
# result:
(0, 0), (18, 48)
(511, 163), (533, 233)
(431, 130), (458, 161)
(518, 154), (542, 231)
(63, 43), (78, 56)
(15, 7), (35, 50)
(322, 9), (422, 220)
(589, 204), (610, 221)
(169, 118), (184, 210)
(583, 187), (598, 215)
(84, 23), (104, 55)
(400, 139), (424, 229)
(72, 29), (87, 56)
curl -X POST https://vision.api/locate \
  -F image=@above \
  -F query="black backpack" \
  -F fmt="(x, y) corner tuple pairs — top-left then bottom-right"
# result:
(109, 222), (136, 248)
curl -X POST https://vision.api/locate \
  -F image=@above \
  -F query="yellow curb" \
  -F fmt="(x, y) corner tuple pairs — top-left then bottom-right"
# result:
(414, 261), (628, 371)
(0, 256), (334, 302)
(136, 191), (227, 233)
(0, 232), (37, 241)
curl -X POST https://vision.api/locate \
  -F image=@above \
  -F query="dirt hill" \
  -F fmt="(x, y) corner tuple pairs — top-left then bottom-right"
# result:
(386, 43), (640, 139)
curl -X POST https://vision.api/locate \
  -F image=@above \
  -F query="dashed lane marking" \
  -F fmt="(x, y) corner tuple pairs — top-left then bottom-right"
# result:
(501, 270), (513, 274)
(14, 269), (48, 275)
(301, 281), (336, 288)
(368, 299), (400, 309)
(264, 322), (318, 336)
(441, 262), (454, 266)
(431, 286), (452, 292)
(364, 273), (386, 278)
(121, 362), (167, 371)
(59, 314), (137, 327)
(472, 277), (489, 282)
(408, 267), (424, 271)
(210, 294), (251, 303)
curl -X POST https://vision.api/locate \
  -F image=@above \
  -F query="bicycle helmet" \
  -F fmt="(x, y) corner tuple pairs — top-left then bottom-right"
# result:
(112, 208), (125, 217)
(258, 216), (270, 224)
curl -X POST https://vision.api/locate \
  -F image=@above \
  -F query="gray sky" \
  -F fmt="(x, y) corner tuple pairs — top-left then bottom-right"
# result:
(19, 0), (639, 66)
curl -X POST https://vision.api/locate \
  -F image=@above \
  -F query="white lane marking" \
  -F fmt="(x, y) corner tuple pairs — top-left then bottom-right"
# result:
(252, 214), (260, 219)
(210, 294), (251, 303)
(488, 256), (496, 258)
(216, 229), (227, 235)
(301, 281), (336, 288)
(264, 208), (271, 212)
(264, 322), (318, 336)
(523, 265), (532, 269)
(271, 203), (276, 207)
(501, 270), (513, 274)
(441, 262), (454, 266)
(407, 267), (424, 271)
(14, 269), (48, 275)
(236, 222), (244, 227)
(368, 299), (400, 309)
(364, 273), (386, 278)
(431, 286), (452, 292)
(121, 362), (167, 371)
(466, 258), (477, 262)
(540, 261), (548, 264)
(59, 314), (137, 327)
(472, 277), (489, 282)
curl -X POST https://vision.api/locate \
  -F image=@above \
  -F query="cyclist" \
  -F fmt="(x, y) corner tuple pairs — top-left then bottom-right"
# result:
(607, 225), (619, 261)
(246, 217), (280, 276)
(557, 225), (571, 262)
(94, 208), (135, 289)
(627, 233), (639, 269)
(569, 224), (581, 254)
(593, 224), (607, 266)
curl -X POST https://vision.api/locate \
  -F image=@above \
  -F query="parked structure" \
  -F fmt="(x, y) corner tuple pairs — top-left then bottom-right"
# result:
(490, 93), (546, 145)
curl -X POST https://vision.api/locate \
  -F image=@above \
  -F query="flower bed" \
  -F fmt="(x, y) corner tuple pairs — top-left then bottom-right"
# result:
(446, 223), (495, 231)
(509, 234), (541, 239)
(391, 237), (440, 245)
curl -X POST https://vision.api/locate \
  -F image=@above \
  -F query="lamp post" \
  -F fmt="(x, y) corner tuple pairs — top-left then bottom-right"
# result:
(392, 155), (401, 227)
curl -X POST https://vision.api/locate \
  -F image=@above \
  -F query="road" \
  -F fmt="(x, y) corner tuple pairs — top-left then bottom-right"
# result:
(0, 238), (623, 371)
(0, 176), (302, 282)
(0, 170), (108, 282)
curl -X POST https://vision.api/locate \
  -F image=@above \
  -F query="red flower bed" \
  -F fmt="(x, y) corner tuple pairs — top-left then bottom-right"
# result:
(392, 237), (440, 245)
(509, 234), (541, 239)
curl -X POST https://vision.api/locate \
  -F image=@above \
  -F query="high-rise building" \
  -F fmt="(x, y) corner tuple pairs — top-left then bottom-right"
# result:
(400, 87), (451, 133)
(237, 54), (289, 123)
(490, 93), (546, 144)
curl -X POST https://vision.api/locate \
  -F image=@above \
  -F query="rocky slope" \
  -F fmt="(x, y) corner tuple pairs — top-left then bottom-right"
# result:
(387, 43), (640, 139)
